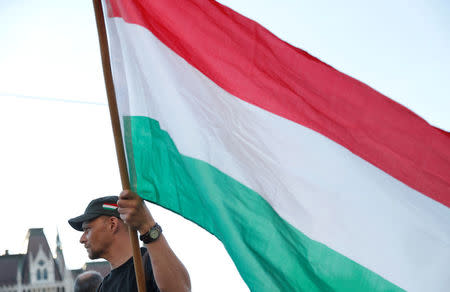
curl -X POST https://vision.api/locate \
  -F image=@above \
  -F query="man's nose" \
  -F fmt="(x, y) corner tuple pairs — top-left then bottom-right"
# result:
(79, 233), (86, 244)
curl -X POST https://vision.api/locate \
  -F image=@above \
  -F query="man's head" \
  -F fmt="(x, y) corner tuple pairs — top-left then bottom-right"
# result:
(74, 271), (103, 292)
(69, 196), (126, 259)
(69, 196), (120, 231)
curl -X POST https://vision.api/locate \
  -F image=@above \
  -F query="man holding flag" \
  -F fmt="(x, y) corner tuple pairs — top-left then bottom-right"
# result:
(69, 191), (191, 292)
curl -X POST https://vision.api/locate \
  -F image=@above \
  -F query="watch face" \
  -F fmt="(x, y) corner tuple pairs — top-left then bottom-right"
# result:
(150, 229), (159, 239)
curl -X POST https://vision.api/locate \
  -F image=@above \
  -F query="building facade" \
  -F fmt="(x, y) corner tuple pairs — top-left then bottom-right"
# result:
(0, 228), (110, 292)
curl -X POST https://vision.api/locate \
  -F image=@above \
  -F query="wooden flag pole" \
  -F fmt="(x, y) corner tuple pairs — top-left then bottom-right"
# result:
(92, 0), (146, 291)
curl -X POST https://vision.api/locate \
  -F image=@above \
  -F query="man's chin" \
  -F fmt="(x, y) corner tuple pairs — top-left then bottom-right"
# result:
(87, 250), (100, 260)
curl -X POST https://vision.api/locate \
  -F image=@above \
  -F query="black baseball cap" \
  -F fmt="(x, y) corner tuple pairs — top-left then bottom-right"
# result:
(68, 196), (120, 231)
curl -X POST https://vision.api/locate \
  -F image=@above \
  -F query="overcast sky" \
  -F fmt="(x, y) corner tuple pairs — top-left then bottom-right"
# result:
(0, 1), (448, 291)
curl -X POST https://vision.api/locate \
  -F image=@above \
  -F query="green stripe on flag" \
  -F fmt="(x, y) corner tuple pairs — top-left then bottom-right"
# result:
(123, 116), (402, 292)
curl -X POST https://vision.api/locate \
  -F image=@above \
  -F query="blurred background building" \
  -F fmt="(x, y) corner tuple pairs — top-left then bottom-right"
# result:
(0, 228), (110, 292)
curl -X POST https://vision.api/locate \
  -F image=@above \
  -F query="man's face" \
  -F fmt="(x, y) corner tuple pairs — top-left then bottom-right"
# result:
(80, 216), (112, 259)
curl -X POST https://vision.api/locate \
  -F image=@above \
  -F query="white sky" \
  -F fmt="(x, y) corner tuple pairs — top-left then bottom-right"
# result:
(0, 1), (448, 291)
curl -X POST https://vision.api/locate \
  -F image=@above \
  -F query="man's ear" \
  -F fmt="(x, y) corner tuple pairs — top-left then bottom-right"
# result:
(108, 216), (121, 233)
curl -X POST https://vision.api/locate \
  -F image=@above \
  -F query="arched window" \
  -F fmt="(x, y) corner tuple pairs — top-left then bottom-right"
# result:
(43, 268), (48, 280)
(37, 269), (41, 280)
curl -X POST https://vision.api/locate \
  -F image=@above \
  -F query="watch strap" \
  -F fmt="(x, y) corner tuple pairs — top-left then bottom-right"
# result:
(139, 222), (162, 244)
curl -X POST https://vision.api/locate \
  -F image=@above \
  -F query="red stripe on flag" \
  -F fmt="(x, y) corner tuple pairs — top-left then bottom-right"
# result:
(105, 0), (450, 207)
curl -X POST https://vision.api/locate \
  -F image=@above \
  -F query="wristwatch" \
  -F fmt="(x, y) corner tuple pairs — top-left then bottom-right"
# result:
(139, 223), (162, 244)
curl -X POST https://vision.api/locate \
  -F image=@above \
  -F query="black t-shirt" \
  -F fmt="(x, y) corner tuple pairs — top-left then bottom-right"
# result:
(97, 248), (159, 292)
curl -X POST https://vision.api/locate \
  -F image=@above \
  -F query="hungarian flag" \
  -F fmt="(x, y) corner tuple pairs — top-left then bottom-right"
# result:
(101, 0), (450, 291)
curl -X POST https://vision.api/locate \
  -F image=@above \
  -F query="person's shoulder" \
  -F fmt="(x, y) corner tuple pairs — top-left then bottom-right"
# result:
(96, 279), (104, 292)
(103, 272), (112, 280)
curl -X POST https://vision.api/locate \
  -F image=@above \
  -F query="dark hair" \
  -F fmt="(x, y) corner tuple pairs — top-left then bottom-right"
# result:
(74, 271), (103, 292)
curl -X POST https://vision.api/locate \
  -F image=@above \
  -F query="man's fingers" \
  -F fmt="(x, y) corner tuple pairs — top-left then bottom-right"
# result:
(117, 190), (140, 208)
(118, 207), (137, 224)
(119, 189), (136, 200)
(119, 213), (132, 224)
(117, 206), (129, 214)
(116, 190), (152, 231)
(117, 198), (135, 209)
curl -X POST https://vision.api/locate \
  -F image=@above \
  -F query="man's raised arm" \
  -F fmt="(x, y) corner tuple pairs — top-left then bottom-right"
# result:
(117, 190), (191, 292)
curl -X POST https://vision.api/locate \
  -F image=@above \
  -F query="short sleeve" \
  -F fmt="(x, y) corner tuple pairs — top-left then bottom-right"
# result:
(143, 251), (160, 292)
